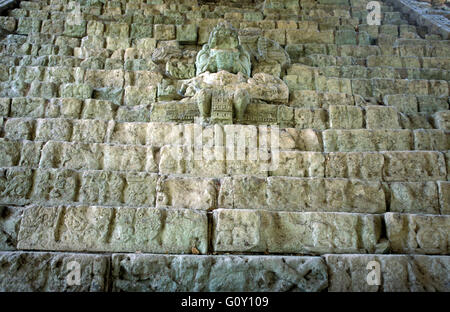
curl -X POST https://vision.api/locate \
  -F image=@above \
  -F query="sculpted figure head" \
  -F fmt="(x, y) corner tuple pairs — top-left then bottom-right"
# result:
(195, 22), (251, 76)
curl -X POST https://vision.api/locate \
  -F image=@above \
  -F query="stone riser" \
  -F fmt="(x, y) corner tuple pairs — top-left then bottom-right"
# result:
(0, 204), (447, 255)
(1, 169), (448, 214)
(1, 118), (449, 149)
(0, 251), (448, 292)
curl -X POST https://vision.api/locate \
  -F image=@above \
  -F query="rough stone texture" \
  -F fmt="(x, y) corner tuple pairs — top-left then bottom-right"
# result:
(383, 151), (447, 181)
(0, 0), (449, 293)
(0, 252), (109, 292)
(389, 182), (440, 214)
(0, 206), (24, 250)
(213, 209), (385, 254)
(218, 177), (386, 213)
(438, 181), (450, 214)
(112, 254), (328, 292)
(385, 212), (450, 254)
(326, 254), (450, 292)
(17, 205), (208, 254)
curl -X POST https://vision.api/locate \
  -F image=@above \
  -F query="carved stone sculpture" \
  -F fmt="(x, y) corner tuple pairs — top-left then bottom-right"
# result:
(195, 22), (251, 76)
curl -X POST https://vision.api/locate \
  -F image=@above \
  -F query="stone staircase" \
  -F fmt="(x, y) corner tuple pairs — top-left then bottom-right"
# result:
(0, 0), (448, 292)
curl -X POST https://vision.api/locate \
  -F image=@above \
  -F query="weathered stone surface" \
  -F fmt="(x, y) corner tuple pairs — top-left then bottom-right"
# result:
(0, 206), (23, 251)
(196, 22), (251, 76)
(35, 119), (72, 141)
(271, 151), (324, 177)
(365, 106), (401, 129)
(382, 151), (447, 181)
(4, 118), (34, 140)
(414, 130), (449, 151)
(111, 254), (328, 292)
(0, 251), (109, 291)
(438, 181), (450, 215)
(326, 254), (450, 292)
(323, 130), (413, 152)
(0, 168), (33, 205)
(433, 111), (450, 130)
(159, 145), (226, 177)
(294, 108), (328, 129)
(385, 213), (449, 254)
(213, 209), (384, 254)
(329, 106), (363, 129)
(18, 205), (208, 254)
(266, 177), (386, 213)
(156, 176), (217, 210)
(389, 182), (440, 214)
(326, 152), (384, 180)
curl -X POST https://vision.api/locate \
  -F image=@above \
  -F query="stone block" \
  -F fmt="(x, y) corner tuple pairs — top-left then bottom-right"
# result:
(213, 209), (383, 254)
(0, 168), (33, 204)
(0, 207), (24, 250)
(326, 152), (384, 180)
(218, 176), (267, 209)
(323, 129), (412, 152)
(35, 119), (72, 141)
(326, 254), (450, 292)
(103, 145), (156, 172)
(72, 120), (108, 143)
(111, 254), (327, 292)
(31, 169), (78, 204)
(85, 70), (124, 89)
(123, 172), (158, 206)
(433, 111), (450, 130)
(385, 213), (449, 254)
(414, 130), (449, 151)
(60, 83), (93, 100)
(438, 181), (450, 214)
(156, 176), (216, 210)
(389, 182), (440, 214)
(266, 177), (385, 213)
(365, 106), (401, 129)
(176, 24), (197, 44)
(154, 24), (176, 40)
(4, 118), (34, 140)
(294, 108), (328, 129)
(271, 151), (324, 177)
(0, 252), (109, 291)
(0, 98), (10, 116)
(81, 99), (117, 120)
(329, 105), (363, 129)
(17, 206), (208, 254)
(383, 151), (446, 181)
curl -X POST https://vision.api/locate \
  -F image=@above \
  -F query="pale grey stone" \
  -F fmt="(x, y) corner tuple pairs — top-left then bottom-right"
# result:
(17, 205), (208, 254)
(385, 212), (449, 254)
(112, 254), (327, 292)
(326, 254), (450, 292)
(0, 206), (24, 251)
(213, 209), (384, 254)
(0, 251), (109, 291)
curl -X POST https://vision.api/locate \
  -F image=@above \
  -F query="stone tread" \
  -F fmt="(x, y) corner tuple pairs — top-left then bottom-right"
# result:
(0, 251), (447, 292)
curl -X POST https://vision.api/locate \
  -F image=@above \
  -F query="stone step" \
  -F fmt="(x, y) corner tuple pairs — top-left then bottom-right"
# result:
(0, 166), (448, 214)
(291, 64), (449, 81)
(16, 204), (208, 254)
(2, 115), (449, 151)
(1, 133), (448, 179)
(325, 254), (450, 291)
(385, 212), (450, 254)
(0, 251), (447, 291)
(1, 94), (448, 128)
(212, 209), (387, 254)
(284, 73), (449, 98)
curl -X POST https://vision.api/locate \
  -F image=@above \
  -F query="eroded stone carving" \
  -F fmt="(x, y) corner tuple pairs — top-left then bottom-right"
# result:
(195, 22), (251, 77)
